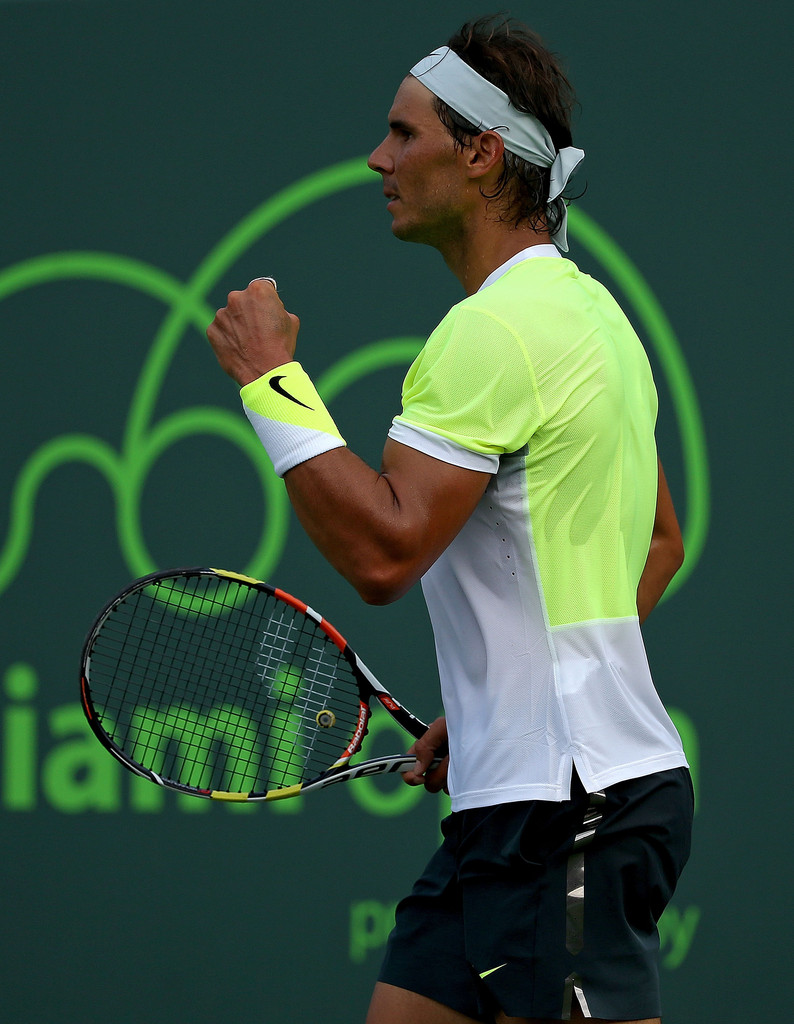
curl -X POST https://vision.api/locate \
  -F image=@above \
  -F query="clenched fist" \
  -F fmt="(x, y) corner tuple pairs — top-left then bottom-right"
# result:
(206, 278), (301, 386)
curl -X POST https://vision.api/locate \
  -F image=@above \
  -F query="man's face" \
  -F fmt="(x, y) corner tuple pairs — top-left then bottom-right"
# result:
(368, 76), (472, 247)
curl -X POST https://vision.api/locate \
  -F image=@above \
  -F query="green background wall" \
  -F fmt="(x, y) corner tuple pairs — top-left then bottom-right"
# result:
(1, 1), (789, 1020)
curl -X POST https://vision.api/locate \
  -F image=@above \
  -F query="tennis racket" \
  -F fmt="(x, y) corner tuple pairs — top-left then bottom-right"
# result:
(80, 567), (439, 802)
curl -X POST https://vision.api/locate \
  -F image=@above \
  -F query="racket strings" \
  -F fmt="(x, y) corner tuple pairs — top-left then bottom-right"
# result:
(254, 605), (361, 786)
(86, 573), (365, 794)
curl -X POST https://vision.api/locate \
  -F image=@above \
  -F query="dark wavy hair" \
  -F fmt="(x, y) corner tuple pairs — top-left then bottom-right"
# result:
(435, 16), (579, 232)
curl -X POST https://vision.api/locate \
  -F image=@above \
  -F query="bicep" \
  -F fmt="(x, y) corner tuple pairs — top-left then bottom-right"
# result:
(379, 437), (492, 565)
(653, 461), (682, 546)
(637, 460), (684, 622)
(377, 434), (493, 581)
(283, 438), (490, 604)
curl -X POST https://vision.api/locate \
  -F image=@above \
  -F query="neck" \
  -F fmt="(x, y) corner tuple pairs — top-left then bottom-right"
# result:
(438, 219), (553, 295)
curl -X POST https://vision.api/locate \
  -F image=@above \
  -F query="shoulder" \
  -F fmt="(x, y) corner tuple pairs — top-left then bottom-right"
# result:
(407, 296), (534, 393)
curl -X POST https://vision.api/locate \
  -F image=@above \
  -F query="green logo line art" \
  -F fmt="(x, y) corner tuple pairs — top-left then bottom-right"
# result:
(0, 157), (707, 599)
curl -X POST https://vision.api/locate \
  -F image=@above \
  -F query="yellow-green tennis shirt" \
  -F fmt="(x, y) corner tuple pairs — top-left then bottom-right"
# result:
(389, 252), (687, 809)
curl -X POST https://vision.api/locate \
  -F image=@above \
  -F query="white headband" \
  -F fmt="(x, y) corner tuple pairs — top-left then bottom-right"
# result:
(409, 45), (584, 250)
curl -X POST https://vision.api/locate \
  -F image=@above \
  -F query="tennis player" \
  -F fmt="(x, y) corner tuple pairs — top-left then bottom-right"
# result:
(207, 16), (693, 1023)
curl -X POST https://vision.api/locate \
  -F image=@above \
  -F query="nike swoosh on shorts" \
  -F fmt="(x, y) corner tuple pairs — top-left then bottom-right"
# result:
(479, 964), (507, 979)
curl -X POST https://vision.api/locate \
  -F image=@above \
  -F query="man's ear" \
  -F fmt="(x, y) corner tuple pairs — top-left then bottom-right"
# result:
(466, 130), (505, 181)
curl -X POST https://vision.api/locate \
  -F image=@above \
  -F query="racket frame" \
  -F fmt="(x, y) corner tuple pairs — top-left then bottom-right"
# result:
(80, 567), (434, 802)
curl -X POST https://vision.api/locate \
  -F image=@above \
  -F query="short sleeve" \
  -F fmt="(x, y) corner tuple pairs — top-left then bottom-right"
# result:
(392, 304), (544, 458)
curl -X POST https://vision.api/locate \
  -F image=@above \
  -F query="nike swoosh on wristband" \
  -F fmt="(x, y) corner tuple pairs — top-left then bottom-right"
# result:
(479, 964), (507, 979)
(268, 375), (314, 411)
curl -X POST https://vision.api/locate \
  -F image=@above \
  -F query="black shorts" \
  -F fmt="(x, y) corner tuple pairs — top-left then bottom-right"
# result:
(378, 767), (693, 1022)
